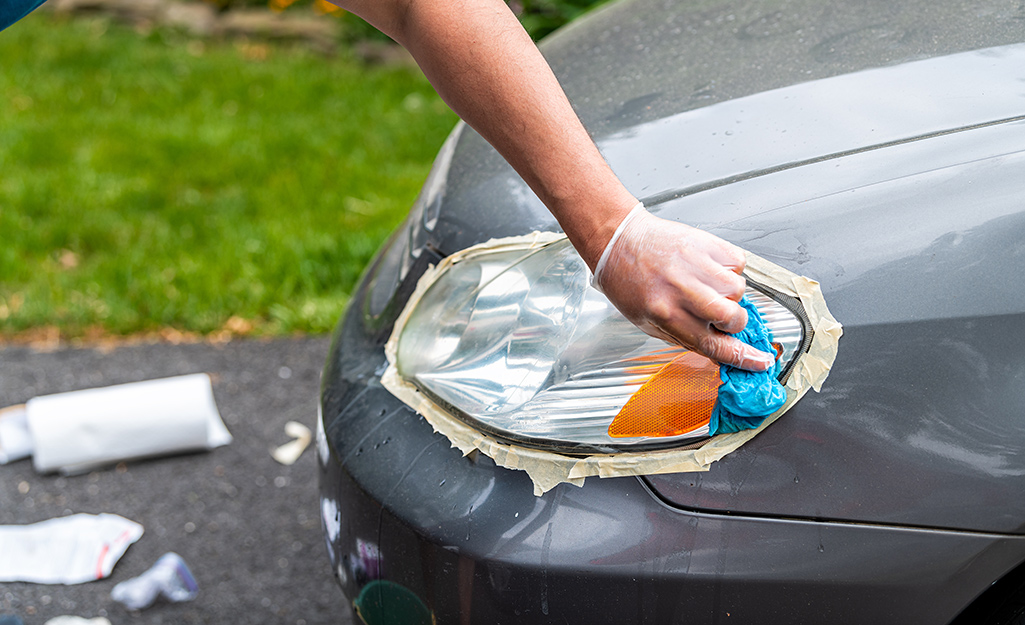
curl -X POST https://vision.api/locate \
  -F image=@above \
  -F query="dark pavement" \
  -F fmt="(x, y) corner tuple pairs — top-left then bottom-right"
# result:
(0, 337), (355, 625)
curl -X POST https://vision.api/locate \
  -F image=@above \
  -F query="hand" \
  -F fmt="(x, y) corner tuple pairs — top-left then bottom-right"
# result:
(592, 204), (775, 372)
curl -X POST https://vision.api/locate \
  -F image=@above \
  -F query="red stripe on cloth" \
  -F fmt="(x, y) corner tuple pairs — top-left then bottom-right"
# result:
(95, 529), (135, 579)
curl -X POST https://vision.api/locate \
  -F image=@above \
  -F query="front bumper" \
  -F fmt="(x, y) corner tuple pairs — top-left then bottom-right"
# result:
(317, 252), (1025, 625)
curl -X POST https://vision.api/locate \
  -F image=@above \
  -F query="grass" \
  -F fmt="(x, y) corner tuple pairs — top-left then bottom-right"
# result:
(0, 11), (458, 339)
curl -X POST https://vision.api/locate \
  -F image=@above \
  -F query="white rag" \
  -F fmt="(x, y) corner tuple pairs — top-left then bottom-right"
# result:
(0, 513), (143, 584)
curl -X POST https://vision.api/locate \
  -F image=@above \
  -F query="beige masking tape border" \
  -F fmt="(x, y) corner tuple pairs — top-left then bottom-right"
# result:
(382, 233), (842, 496)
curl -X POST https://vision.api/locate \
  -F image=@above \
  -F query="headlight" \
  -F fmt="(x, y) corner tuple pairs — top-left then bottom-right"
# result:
(393, 237), (811, 454)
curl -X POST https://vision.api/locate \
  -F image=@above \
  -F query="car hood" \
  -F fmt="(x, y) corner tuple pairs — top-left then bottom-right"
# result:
(425, 0), (1025, 254)
(410, 0), (1025, 533)
(636, 45), (1025, 535)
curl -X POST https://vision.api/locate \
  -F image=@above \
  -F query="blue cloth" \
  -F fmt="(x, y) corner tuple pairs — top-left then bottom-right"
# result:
(1, 0), (47, 32)
(708, 296), (788, 436)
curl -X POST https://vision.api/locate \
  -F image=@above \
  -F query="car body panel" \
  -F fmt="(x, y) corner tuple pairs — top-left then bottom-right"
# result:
(321, 0), (1025, 620)
(642, 116), (1025, 532)
(423, 0), (1025, 258)
(429, 41), (1025, 255)
(320, 278), (1025, 623)
(369, 46), (1025, 532)
(543, 0), (1025, 135)
(321, 438), (1025, 624)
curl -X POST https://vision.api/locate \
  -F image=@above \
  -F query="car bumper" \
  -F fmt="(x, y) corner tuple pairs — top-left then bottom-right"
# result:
(318, 255), (1025, 625)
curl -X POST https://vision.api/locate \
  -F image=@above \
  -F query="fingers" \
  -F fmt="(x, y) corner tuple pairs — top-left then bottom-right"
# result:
(686, 277), (747, 334)
(704, 264), (746, 300)
(644, 314), (773, 372)
(592, 207), (773, 370)
(700, 332), (775, 372)
(694, 227), (747, 274)
(646, 302), (771, 371)
(708, 296), (749, 335)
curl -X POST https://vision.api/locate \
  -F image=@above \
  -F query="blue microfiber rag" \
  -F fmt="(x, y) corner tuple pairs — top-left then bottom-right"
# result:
(708, 296), (788, 436)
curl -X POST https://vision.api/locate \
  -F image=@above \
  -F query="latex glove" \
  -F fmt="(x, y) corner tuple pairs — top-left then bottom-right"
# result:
(592, 203), (775, 372)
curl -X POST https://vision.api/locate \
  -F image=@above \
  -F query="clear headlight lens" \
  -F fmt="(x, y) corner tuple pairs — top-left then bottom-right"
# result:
(395, 238), (807, 453)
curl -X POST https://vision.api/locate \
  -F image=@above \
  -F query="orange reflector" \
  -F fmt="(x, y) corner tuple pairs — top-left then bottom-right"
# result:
(608, 351), (721, 438)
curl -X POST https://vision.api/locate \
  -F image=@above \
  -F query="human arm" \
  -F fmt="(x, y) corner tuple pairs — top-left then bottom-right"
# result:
(330, 0), (774, 371)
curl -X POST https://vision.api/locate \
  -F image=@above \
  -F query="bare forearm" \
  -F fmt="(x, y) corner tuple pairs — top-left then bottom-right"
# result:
(335, 0), (635, 268)
(330, 0), (774, 371)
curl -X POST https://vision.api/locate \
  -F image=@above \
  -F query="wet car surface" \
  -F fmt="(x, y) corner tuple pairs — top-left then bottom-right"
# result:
(318, 0), (1025, 623)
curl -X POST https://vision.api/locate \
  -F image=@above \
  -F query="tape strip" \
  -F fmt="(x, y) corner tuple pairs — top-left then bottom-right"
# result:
(382, 234), (842, 496)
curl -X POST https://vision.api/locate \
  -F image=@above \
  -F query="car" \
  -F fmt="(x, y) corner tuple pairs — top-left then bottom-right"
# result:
(316, 0), (1025, 622)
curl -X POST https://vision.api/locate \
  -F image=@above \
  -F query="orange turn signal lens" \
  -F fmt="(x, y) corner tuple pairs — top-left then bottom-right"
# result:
(608, 351), (721, 438)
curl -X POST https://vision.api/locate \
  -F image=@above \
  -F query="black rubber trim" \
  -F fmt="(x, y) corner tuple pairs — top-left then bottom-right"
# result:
(745, 279), (815, 385)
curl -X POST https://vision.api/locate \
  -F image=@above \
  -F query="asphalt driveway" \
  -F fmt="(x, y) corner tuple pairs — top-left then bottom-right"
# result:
(0, 337), (354, 625)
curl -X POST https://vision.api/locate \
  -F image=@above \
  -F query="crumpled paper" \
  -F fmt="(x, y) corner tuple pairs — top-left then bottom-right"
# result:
(382, 232), (842, 495)
(272, 421), (312, 466)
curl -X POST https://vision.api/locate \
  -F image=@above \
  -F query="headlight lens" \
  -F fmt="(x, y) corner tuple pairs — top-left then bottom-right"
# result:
(395, 238), (807, 453)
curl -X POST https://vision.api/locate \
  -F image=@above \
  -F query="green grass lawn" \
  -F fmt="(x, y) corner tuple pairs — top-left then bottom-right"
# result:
(0, 11), (458, 339)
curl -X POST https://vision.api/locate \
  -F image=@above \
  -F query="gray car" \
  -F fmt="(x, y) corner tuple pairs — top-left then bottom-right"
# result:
(317, 0), (1025, 622)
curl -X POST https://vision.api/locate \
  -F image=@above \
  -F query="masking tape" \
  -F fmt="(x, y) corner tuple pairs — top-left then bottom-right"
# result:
(382, 233), (842, 496)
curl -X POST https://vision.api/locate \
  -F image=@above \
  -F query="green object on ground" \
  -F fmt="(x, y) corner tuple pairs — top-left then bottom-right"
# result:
(354, 580), (434, 625)
(0, 12), (457, 338)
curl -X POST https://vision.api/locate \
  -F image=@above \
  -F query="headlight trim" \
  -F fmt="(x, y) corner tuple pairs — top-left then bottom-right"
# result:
(381, 232), (842, 496)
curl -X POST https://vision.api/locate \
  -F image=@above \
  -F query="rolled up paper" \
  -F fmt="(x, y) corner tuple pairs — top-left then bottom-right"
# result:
(26, 373), (232, 474)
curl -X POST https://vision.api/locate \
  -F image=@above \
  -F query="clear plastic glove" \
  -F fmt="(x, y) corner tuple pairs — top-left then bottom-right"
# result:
(592, 203), (775, 372)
